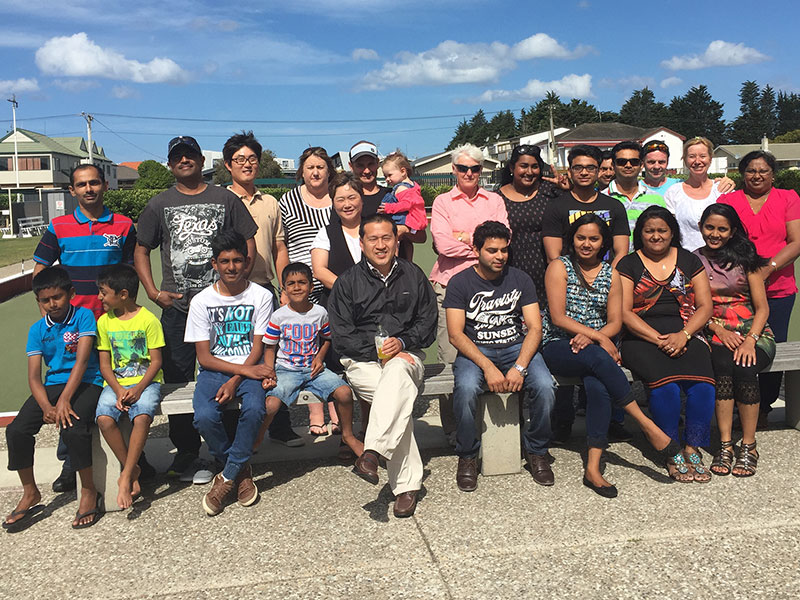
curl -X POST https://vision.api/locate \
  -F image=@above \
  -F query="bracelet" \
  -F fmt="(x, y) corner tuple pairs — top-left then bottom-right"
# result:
(681, 329), (691, 341)
(155, 290), (163, 302)
(749, 332), (760, 342)
(770, 260), (779, 273)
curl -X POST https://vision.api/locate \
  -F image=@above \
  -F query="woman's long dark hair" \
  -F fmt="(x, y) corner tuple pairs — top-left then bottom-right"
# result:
(563, 213), (613, 289)
(699, 203), (769, 273)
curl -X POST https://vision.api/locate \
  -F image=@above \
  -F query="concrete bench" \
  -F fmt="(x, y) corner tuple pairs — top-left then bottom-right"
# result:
(93, 341), (800, 510)
(17, 216), (45, 237)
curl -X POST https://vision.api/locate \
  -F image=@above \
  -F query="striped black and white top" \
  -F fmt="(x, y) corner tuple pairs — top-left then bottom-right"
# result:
(279, 186), (332, 302)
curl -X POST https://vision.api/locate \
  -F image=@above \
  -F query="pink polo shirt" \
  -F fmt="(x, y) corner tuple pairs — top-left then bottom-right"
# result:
(429, 186), (509, 286)
(718, 188), (800, 298)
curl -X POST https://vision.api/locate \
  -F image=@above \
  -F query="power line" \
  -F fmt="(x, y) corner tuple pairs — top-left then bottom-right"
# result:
(91, 116), (165, 160)
(43, 125), (457, 139)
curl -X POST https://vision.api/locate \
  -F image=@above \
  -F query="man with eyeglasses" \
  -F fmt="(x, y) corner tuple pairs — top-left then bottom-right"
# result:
(606, 140), (667, 248)
(135, 135), (258, 483)
(222, 131), (303, 449)
(429, 144), (509, 443)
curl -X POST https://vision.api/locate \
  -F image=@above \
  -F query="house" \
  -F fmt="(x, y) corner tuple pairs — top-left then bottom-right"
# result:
(527, 123), (685, 170)
(711, 142), (800, 173)
(116, 164), (140, 189)
(412, 150), (500, 187)
(482, 128), (571, 167)
(0, 128), (117, 189)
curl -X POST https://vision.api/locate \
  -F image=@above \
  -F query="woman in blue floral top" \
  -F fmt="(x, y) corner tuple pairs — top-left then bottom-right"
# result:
(541, 213), (679, 498)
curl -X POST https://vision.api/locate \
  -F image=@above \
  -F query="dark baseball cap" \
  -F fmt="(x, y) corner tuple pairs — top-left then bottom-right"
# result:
(167, 136), (202, 159)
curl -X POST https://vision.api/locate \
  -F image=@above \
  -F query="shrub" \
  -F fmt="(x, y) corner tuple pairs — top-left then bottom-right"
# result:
(104, 189), (165, 221)
(420, 184), (453, 207)
(775, 169), (800, 195)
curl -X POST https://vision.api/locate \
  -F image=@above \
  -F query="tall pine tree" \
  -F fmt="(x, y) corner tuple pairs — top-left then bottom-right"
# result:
(665, 85), (726, 145)
(619, 88), (668, 128)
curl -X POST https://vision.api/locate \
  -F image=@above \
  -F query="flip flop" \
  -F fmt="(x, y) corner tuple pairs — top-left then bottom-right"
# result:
(309, 423), (327, 436)
(329, 421), (341, 435)
(72, 493), (103, 530)
(2, 504), (44, 530)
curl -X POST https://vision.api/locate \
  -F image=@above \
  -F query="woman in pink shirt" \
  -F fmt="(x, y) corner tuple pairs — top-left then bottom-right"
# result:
(718, 150), (800, 427)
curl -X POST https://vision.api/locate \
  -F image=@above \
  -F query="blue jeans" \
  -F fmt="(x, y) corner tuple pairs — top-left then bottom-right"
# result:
(96, 382), (162, 422)
(270, 366), (347, 406)
(452, 344), (555, 457)
(648, 381), (715, 448)
(542, 341), (632, 449)
(760, 294), (795, 413)
(192, 369), (266, 480)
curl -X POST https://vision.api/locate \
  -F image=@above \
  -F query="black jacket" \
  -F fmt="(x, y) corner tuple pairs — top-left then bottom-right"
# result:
(328, 256), (437, 362)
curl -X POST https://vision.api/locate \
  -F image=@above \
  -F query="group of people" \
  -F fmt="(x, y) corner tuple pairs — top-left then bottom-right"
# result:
(3, 130), (799, 530)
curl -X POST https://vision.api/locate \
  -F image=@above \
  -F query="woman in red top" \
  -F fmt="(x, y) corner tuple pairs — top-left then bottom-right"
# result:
(718, 151), (800, 427)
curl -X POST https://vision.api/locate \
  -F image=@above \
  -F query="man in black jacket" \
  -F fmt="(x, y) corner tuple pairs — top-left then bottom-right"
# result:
(328, 214), (437, 518)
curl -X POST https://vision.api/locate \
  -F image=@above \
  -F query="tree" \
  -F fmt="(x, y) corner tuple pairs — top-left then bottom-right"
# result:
(728, 80), (777, 144)
(212, 150), (283, 185)
(134, 160), (175, 189)
(467, 109), (489, 146)
(665, 85), (727, 145)
(619, 88), (668, 129)
(560, 99), (601, 128)
(487, 110), (518, 141)
(446, 119), (470, 151)
(760, 85), (778, 139)
(776, 92), (800, 137)
(774, 128), (800, 143)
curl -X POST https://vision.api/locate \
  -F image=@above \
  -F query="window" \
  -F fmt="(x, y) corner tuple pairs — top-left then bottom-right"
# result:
(6, 156), (51, 171)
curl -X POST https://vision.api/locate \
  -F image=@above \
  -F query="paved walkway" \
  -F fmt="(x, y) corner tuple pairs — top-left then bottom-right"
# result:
(1, 405), (799, 599)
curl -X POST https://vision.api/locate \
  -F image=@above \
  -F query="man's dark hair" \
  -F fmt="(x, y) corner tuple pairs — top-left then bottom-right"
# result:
(611, 140), (643, 160)
(473, 220), (511, 250)
(632, 205), (682, 250)
(567, 144), (602, 166)
(69, 163), (105, 186)
(223, 131), (262, 165)
(211, 229), (248, 259)
(739, 150), (777, 175)
(33, 266), (73, 295)
(282, 262), (312, 284)
(96, 264), (140, 300)
(600, 150), (613, 162)
(359, 213), (397, 238)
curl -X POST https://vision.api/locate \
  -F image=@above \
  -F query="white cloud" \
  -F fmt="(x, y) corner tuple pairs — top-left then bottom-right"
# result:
(475, 74), (593, 103)
(660, 76), (683, 88)
(0, 78), (39, 95)
(661, 40), (769, 70)
(53, 79), (100, 92)
(598, 76), (655, 90)
(111, 85), (140, 99)
(352, 48), (379, 61)
(35, 33), (189, 84)
(361, 34), (589, 90)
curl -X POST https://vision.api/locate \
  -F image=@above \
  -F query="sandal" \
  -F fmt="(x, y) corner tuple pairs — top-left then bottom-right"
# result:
(666, 452), (693, 483)
(710, 440), (735, 476)
(308, 423), (327, 436)
(685, 452), (711, 483)
(732, 441), (758, 478)
(329, 421), (341, 435)
(72, 493), (103, 530)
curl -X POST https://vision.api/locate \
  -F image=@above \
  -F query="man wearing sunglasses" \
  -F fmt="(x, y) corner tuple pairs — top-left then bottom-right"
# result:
(429, 144), (509, 442)
(606, 141), (667, 249)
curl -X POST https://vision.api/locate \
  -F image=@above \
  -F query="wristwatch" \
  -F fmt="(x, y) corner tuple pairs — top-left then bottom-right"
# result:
(514, 364), (528, 377)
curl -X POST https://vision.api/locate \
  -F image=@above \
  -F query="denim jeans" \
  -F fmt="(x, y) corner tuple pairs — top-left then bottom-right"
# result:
(452, 343), (555, 457)
(760, 294), (795, 413)
(192, 369), (266, 480)
(542, 340), (632, 449)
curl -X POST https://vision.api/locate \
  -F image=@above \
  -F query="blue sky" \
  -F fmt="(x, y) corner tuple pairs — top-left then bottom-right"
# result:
(0, 0), (797, 164)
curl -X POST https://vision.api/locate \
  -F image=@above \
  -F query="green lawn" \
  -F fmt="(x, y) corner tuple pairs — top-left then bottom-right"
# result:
(0, 236), (42, 267)
(0, 239), (798, 413)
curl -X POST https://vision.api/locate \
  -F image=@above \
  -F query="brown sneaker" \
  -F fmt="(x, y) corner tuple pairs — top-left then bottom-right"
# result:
(235, 464), (258, 507)
(202, 474), (234, 516)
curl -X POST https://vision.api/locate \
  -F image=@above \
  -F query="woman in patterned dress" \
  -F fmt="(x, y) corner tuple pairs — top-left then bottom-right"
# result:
(695, 203), (774, 477)
(541, 213), (680, 497)
(617, 206), (715, 483)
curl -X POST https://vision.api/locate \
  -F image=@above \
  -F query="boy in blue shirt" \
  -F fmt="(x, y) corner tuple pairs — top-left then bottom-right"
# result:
(4, 267), (104, 530)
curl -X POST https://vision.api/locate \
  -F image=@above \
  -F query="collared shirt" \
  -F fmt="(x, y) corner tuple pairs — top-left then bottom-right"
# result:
(606, 180), (667, 249)
(33, 207), (137, 318)
(26, 304), (103, 386)
(228, 185), (284, 285)
(642, 177), (681, 196)
(366, 258), (398, 285)
(429, 186), (509, 286)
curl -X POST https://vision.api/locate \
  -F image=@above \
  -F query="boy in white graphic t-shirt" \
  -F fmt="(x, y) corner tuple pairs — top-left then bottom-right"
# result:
(184, 230), (274, 516)
(257, 262), (363, 458)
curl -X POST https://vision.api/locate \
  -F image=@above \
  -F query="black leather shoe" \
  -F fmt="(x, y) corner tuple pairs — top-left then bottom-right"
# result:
(138, 454), (157, 482)
(393, 491), (418, 518)
(52, 467), (76, 493)
(583, 476), (618, 498)
(527, 452), (555, 486)
(608, 421), (633, 443)
(456, 457), (478, 492)
(353, 450), (380, 485)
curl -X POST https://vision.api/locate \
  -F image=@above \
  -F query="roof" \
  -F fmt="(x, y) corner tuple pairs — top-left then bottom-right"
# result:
(0, 128), (109, 160)
(119, 161), (143, 170)
(553, 123), (685, 144)
(715, 143), (800, 161)
(116, 165), (140, 180)
(413, 150), (499, 168)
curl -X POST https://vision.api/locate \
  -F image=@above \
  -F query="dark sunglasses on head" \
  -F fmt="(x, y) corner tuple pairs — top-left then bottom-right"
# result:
(643, 141), (669, 154)
(515, 144), (541, 157)
(455, 164), (482, 174)
(615, 157), (641, 167)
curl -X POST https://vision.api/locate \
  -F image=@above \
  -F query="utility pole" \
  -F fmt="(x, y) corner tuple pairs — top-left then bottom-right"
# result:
(548, 103), (557, 167)
(81, 112), (94, 163)
(7, 95), (20, 188)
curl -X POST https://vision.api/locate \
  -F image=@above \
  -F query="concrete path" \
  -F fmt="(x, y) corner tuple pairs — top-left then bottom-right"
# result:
(1, 407), (799, 599)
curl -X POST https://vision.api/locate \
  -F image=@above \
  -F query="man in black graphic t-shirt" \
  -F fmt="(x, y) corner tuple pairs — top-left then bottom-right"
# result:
(443, 221), (556, 492)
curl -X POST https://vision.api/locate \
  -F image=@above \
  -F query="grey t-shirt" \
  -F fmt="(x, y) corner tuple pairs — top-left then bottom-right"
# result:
(137, 185), (258, 313)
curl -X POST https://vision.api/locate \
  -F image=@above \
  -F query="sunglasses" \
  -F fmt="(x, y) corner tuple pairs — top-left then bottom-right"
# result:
(615, 158), (641, 167)
(643, 141), (669, 154)
(454, 164), (482, 174)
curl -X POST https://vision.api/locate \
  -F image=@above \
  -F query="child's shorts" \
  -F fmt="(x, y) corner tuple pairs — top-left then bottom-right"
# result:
(269, 366), (347, 406)
(95, 382), (162, 422)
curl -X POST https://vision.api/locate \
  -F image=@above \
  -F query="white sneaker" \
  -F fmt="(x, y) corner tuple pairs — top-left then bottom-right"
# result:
(178, 459), (216, 484)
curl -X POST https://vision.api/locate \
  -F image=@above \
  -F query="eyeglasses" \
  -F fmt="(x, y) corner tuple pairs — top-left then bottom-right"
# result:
(643, 141), (669, 154)
(455, 164), (482, 174)
(570, 164), (598, 173)
(744, 169), (772, 176)
(231, 155), (259, 166)
(615, 158), (641, 167)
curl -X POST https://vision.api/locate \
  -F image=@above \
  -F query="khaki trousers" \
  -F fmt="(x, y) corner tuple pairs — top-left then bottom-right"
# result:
(432, 281), (457, 436)
(341, 352), (425, 495)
